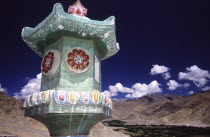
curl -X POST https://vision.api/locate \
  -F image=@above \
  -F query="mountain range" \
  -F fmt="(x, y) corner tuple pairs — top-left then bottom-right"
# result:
(0, 90), (210, 136)
(111, 90), (210, 127)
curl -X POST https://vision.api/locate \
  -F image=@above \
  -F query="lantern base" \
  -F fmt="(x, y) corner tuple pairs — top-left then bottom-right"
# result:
(30, 114), (106, 136)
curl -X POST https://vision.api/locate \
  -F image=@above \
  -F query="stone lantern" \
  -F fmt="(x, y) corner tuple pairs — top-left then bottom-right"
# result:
(22, 0), (119, 136)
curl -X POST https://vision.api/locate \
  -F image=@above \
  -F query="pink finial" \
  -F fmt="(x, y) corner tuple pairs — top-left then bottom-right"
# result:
(68, 0), (88, 17)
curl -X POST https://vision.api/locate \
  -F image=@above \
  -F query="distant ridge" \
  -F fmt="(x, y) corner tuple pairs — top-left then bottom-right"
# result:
(111, 90), (210, 127)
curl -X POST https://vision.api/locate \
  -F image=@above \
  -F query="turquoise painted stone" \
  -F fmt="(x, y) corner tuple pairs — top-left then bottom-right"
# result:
(22, 3), (119, 60)
(22, 3), (119, 137)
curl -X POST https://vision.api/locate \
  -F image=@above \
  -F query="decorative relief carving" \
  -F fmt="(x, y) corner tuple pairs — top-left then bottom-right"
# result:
(22, 3), (119, 60)
(24, 90), (112, 110)
(54, 91), (67, 105)
(66, 48), (91, 73)
(68, 0), (87, 17)
(91, 91), (101, 105)
(67, 92), (79, 105)
(79, 92), (90, 105)
(41, 50), (60, 78)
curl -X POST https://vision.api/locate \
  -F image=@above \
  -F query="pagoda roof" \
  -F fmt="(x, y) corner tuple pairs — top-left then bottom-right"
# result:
(22, 3), (119, 60)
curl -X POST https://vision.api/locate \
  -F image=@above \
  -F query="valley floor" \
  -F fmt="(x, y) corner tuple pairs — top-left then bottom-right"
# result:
(104, 120), (210, 137)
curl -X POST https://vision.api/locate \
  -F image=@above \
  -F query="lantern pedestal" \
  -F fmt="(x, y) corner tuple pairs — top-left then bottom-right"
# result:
(30, 114), (105, 136)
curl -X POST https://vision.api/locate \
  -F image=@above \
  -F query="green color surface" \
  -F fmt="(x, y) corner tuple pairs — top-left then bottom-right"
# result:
(31, 114), (106, 136)
(41, 37), (101, 92)
(22, 3), (118, 136)
(22, 3), (119, 60)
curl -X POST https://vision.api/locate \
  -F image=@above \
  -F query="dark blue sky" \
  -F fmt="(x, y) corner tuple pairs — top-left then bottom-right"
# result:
(0, 0), (210, 98)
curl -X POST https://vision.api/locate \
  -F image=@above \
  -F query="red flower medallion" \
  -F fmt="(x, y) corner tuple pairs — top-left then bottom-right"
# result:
(67, 49), (90, 73)
(42, 51), (55, 74)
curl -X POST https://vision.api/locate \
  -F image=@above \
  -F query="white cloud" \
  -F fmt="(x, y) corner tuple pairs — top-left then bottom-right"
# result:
(151, 65), (169, 75)
(127, 81), (162, 98)
(0, 83), (8, 93)
(109, 83), (134, 93)
(103, 83), (134, 97)
(167, 80), (181, 90)
(14, 73), (42, 98)
(202, 86), (210, 91)
(183, 83), (190, 88)
(150, 65), (171, 80)
(163, 72), (171, 80)
(188, 91), (194, 95)
(178, 65), (210, 88)
(103, 90), (112, 97)
(103, 81), (162, 99)
(167, 80), (190, 91)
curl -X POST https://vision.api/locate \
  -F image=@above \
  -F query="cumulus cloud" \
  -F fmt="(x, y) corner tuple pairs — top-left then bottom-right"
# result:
(163, 72), (171, 80)
(151, 65), (169, 75)
(103, 83), (134, 97)
(178, 65), (210, 88)
(103, 90), (112, 97)
(167, 80), (190, 91)
(103, 81), (162, 99)
(14, 73), (42, 98)
(126, 81), (162, 98)
(150, 65), (171, 80)
(0, 83), (8, 93)
(167, 80), (181, 90)
(202, 86), (210, 91)
(188, 91), (194, 95)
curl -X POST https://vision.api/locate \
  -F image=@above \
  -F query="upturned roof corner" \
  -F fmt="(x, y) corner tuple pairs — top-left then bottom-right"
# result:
(22, 3), (119, 60)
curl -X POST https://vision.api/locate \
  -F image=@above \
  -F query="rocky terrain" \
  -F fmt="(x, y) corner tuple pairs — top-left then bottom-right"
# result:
(0, 91), (128, 137)
(0, 90), (210, 136)
(0, 91), (49, 137)
(111, 90), (210, 127)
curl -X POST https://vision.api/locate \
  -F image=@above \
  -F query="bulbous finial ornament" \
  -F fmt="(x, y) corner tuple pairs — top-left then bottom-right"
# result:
(68, 0), (87, 17)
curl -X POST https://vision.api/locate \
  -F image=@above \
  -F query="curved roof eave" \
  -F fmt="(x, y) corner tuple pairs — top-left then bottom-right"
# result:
(22, 3), (119, 60)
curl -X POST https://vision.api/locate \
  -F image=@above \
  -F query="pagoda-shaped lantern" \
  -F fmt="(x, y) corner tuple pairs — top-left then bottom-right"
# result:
(22, 0), (119, 137)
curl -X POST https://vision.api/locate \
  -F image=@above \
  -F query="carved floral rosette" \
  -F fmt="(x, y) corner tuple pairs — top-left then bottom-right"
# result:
(41, 49), (60, 78)
(24, 91), (113, 110)
(65, 48), (91, 74)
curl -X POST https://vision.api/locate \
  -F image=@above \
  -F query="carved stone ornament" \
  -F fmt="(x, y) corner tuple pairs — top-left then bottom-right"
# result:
(65, 48), (91, 73)
(25, 90), (113, 110)
(68, 0), (87, 17)
(41, 50), (60, 77)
